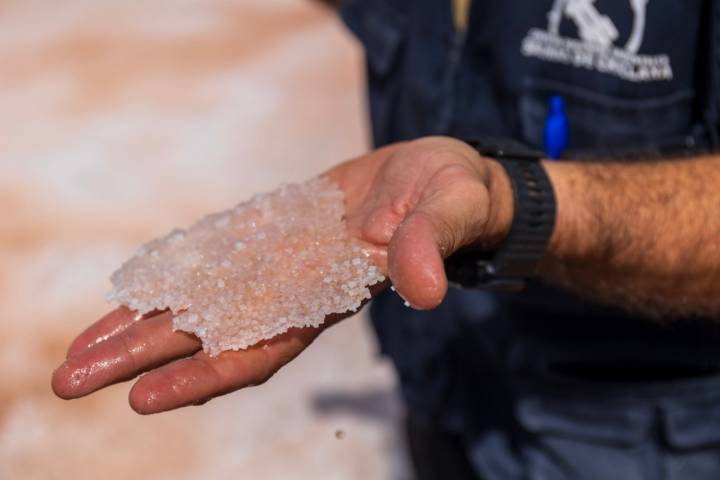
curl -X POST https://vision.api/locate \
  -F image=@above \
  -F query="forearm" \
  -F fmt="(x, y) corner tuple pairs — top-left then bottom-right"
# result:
(541, 155), (720, 317)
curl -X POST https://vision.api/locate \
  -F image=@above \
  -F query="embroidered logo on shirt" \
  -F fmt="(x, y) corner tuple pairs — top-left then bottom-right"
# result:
(521, 0), (673, 82)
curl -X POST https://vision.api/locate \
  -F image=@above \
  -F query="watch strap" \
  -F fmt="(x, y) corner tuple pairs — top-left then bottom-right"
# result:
(491, 158), (556, 276)
(445, 151), (556, 290)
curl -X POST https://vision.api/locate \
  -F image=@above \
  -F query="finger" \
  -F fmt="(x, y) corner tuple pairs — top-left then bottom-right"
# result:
(128, 325), (322, 414)
(388, 176), (490, 310)
(52, 311), (201, 400)
(349, 203), (403, 248)
(388, 211), (449, 310)
(66, 306), (151, 358)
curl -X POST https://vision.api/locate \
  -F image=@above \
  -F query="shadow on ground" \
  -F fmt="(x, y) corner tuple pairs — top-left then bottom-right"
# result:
(311, 387), (403, 423)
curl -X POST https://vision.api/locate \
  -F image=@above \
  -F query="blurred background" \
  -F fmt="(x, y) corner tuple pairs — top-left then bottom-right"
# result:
(0, 0), (410, 478)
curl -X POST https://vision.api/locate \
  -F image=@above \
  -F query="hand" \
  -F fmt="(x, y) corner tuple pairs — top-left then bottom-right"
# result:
(52, 136), (513, 413)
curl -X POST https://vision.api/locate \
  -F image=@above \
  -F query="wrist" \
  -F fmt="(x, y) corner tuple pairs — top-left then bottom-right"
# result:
(441, 139), (514, 250)
(446, 138), (558, 289)
(484, 157), (515, 248)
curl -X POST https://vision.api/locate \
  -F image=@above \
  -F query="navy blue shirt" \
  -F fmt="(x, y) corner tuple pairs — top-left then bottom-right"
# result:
(343, 0), (716, 152)
(343, 1), (720, 478)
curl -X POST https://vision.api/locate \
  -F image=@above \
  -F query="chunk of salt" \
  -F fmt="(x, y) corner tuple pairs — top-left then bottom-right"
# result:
(106, 178), (385, 356)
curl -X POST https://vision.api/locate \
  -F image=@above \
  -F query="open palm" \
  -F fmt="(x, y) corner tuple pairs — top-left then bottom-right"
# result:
(52, 136), (508, 414)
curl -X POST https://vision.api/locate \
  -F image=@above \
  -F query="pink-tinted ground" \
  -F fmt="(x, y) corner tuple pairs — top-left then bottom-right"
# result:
(0, 1), (409, 478)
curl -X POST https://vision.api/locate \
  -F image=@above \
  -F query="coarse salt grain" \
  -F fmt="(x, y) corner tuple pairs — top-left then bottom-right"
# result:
(106, 178), (385, 356)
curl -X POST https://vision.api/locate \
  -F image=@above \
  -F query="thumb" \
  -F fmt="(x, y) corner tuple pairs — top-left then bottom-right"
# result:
(387, 179), (491, 310)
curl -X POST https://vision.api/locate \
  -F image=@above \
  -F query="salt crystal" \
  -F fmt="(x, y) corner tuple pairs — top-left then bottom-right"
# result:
(107, 178), (385, 356)
(168, 229), (185, 244)
(214, 216), (229, 228)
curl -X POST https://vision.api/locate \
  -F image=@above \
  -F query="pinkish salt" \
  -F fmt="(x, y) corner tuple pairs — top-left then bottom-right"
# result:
(107, 178), (384, 356)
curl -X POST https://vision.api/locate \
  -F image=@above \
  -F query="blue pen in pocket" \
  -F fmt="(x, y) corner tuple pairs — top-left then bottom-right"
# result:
(544, 95), (568, 159)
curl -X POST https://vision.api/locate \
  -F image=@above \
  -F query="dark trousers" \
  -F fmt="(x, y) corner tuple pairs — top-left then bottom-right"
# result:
(406, 415), (481, 480)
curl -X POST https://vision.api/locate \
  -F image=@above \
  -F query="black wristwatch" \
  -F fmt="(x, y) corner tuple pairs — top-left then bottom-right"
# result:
(444, 139), (557, 290)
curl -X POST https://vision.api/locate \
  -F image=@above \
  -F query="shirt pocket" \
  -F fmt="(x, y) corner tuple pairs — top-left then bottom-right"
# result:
(516, 396), (654, 480)
(518, 77), (700, 157)
(517, 396), (653, 446)
(663, 396), (720, 450)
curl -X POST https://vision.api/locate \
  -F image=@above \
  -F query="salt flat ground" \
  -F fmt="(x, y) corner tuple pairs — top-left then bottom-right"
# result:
(0, 1), (409, 478)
